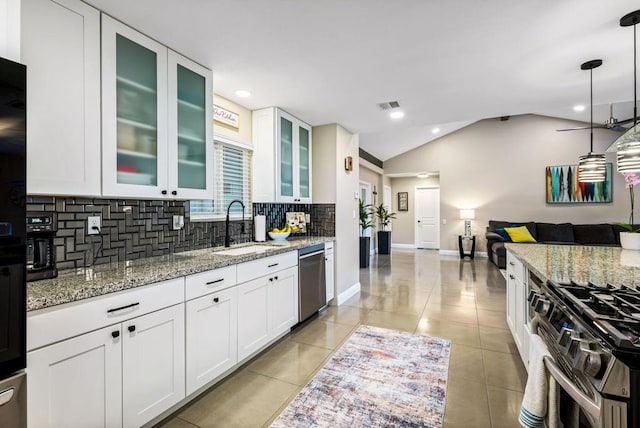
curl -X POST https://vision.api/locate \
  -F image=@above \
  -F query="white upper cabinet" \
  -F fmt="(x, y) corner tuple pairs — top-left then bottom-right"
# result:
(253, 107), (312, 203)
(101, 15), (212, 199)
(22, 0), (101, 196)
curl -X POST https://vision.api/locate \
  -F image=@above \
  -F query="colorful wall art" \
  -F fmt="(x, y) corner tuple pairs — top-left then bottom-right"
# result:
(545, 163), (612, 204)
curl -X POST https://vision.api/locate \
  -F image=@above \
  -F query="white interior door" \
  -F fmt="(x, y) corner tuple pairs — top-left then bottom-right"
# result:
(415, 187), (440, 249)
(359, 181), (374, 254)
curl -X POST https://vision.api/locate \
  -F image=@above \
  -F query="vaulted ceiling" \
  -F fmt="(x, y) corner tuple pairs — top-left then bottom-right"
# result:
(87, 0), (640, 160)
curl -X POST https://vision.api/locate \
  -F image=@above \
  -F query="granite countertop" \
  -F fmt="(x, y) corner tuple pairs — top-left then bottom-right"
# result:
(505, 243), (640, 288)
(28, 236), (334, 312)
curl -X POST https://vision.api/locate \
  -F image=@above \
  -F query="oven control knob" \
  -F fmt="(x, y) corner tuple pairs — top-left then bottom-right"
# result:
(574, 347), (602, 378)
(557, 327), (574, 347)
(534, 298), (550, 315)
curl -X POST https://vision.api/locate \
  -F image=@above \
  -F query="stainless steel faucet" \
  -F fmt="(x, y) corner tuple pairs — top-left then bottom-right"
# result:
(225, 199), (245, 247)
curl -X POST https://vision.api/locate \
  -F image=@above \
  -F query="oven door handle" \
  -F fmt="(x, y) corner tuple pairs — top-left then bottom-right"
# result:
(543, 356), (601, 423)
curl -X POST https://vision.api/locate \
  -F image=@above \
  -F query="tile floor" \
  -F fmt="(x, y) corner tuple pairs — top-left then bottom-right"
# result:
(159, 249), (527, 428)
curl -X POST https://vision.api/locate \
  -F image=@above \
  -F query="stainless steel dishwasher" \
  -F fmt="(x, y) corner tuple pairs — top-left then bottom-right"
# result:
(298, 244), (326, 322)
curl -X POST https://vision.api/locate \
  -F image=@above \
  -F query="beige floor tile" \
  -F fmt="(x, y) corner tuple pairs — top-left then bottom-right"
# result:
(482, 349), (528, 392)
(479, 326), (519, 354)
(361, 309), (422, 332)
(156, 416), (199, 428)
(178, 371), (298, 428)
(377, 289), (430, 315)
(487, 385), (524, 428)
(422, 302), (479, 325)
(342, 292), (384, 310)
(246, 339), (332, 386)
(447, 344), (485, 383)
(477, 308), (509, 329)
(317, 305), (369, 326)
(427, 292), (478, 308)
(289, 320), (355, 349)
(415, 317), (481, 347)
(443, 377), (491, 427)
(476, 296), (507, 312)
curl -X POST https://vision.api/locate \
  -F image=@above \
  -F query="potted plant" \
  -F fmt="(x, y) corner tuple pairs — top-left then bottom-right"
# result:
(359, 199), (373, 267)
(374, 203), (397, 254)
(618, 172), (640, 250)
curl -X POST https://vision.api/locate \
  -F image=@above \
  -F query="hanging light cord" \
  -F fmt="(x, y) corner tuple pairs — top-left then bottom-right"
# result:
(590, 66), (594, 152)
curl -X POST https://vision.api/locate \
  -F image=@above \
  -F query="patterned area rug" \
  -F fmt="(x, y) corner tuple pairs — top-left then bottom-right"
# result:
(271, 325), (451, 428)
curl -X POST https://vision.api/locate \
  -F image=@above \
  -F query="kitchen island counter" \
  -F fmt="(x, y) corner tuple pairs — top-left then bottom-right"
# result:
(505, 243), (640, 287)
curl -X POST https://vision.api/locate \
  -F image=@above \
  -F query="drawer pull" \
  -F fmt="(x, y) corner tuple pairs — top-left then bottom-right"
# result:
(111, 330), (120, 338)
(509, 262), (515, 266)
(268, 263), (279, 268)
(128, 325), (136, 333)
(269, 277), (273, 282)
(509, 274), (515, 280)
(213, 297), (219, 303)
(206, 278), (225, 285)
(107, 302), (140, 314)
(274, 276), (278, 281)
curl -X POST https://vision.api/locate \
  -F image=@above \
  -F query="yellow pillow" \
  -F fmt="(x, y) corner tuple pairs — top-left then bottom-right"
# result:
(504, 226), (536, 243)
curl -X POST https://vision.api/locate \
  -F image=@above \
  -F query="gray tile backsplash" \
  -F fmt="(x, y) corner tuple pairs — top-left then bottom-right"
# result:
(27, 196), (335, 270)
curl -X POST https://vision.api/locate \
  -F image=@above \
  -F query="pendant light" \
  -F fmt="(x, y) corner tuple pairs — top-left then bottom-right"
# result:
(615, 9), (640, 173)
(578, 59), (606, 182)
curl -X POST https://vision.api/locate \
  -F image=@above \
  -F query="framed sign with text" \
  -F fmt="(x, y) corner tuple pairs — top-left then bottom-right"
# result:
(213, 105), (239, 128)
(398, 192), (408, 211)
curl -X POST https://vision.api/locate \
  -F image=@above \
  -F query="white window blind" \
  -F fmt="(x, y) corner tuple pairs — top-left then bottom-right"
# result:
(190, 140), (252, 220)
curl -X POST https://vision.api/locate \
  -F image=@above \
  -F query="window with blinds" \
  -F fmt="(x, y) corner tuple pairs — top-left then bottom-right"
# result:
(190, 141), (252, 220)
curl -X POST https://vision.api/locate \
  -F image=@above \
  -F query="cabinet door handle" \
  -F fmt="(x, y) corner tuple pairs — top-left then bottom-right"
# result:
(107, 302), (140, 314)
(206, 278), (224, 285)
(161, 190), (167, 195)
(128, 325), (136, 333)
(274, 276), (278, 281)
(111, 330), (120, 338)
(172, 190), (177, 196)
(213, 297), (219, 303)
(509, 274), (515, 280)
(509, 262), (515, 266)
(269, 277), (273, 282)
(268, 263), (279, 268)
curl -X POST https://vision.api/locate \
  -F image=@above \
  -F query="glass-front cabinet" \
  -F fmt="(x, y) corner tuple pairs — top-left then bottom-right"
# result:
(276, 109), (312, 203)
(101, 15), (212, 199)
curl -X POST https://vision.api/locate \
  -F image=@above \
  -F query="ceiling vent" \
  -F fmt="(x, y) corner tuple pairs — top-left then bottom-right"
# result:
(378, 101), (400, 110)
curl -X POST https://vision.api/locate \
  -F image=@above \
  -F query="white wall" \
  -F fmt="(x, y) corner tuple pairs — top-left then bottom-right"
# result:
(313, 124), (360, 299)
(384, 114), (628, 252)
(1, 0), (20, 62)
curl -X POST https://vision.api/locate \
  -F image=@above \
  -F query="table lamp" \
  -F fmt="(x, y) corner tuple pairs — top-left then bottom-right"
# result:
(459, 209), (475, 237)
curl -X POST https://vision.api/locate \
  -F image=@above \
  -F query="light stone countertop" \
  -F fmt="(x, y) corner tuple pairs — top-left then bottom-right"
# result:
(505, 243), (640, 288)
(27, 237), (334, 312)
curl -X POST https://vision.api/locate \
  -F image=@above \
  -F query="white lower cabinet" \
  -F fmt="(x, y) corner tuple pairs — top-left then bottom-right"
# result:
(27, 303), (185, 428)
(185, 286), (238, 395)
(269, 267), (299, 338)
(122, 304), (185, 428)
(237, 264), (299, 362)
(325, 242), (334, 303)
(237, 276), (270, 361)
(27, 325), (122, 428)
(506, 250), (530, 368)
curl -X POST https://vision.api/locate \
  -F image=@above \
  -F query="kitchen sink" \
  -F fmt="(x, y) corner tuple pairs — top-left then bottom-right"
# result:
(214, 245), (274, 256)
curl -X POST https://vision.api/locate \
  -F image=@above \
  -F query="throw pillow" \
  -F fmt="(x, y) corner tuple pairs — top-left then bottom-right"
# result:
(504, 226), (537, 243)
(494, 228), (512, 242)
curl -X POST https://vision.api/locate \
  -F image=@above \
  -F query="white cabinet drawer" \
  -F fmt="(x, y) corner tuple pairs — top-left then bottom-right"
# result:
(237, 251), (298, 284)
(324, 241), (334, 254)
(506, 251), (525, 282)
(28, 278), (185, 351)
(185, 265), (237, 301)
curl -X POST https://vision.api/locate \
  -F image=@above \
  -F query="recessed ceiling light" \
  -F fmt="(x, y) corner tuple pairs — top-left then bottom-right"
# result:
(573, 104), (585, 112)
(389, 111), (405, 119)
(235, 89), (251, 98)
(432, 127), (440, 134)
(417, 173), (430, 178)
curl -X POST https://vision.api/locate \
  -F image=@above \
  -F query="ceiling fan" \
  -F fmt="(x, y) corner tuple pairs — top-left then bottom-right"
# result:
(556, 104), (634, 132)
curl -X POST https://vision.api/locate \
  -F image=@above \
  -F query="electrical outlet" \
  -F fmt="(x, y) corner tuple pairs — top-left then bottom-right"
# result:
(87, 216), (101, 235)
(172, 215), (184, 230)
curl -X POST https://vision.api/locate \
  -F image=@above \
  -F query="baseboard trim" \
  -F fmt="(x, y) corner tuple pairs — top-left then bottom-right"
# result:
(439, 249), (488, 258)
(336, 282), (361, 305)
(391, 243), (417, 249)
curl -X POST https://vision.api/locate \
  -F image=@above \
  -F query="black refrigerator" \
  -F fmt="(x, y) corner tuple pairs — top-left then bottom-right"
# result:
(0, 56), (27, 427)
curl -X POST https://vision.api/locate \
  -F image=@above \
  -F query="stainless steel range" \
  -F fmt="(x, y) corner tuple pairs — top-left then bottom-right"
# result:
(530, 280), (640, 428)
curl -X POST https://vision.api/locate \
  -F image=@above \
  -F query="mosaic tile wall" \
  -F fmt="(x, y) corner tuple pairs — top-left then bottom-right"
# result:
(26, 196), (335, 270)
(253, 203), (336, 237)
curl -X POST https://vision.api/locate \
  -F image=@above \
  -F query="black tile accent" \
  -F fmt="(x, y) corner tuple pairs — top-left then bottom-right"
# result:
(27, 196), (336, 270)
